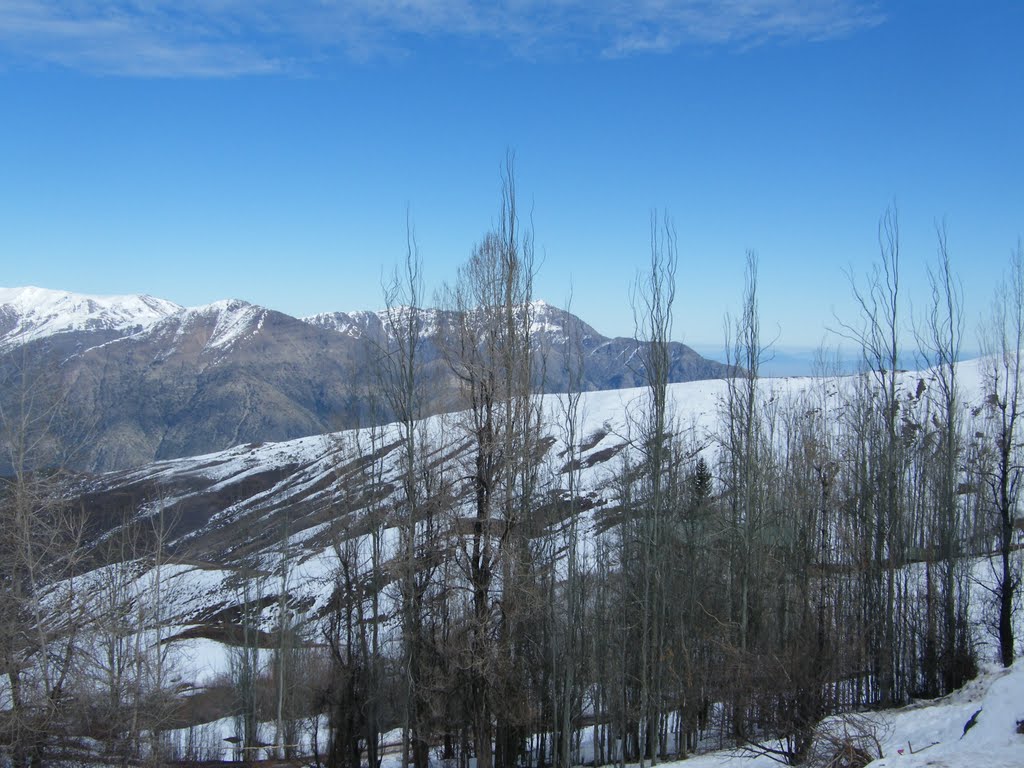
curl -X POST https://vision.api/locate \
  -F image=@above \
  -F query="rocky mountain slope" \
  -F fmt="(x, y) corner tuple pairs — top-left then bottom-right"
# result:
(0, 287), (732, 472)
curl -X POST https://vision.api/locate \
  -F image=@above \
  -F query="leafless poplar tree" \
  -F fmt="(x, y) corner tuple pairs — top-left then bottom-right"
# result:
(628, 212), (678, 767)
(550, 287), (587, 768)
(380, 215), (437, 768)
(977, 240), (1024, 667)
(440, 151), (541, 768)
(836, 205), (911, 705)
(719, 250), (771, 734)
(914, 225), (975, 694)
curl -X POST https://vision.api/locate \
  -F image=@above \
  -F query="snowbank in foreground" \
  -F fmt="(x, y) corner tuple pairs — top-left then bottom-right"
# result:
(867, 659), (1024, 768)
(647, 658), (1024, 768)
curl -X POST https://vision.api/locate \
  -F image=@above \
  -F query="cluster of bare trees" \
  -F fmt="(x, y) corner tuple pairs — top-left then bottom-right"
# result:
(314, 157), (552, 768)
(304, 197), (1023, 768)
(0, 355), (188, 766)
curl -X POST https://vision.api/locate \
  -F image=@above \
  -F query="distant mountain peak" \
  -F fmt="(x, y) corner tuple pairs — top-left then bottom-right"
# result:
(138, 298), (271, 354)
(0, 287), (279, 355)
(204, 300), (267, 351)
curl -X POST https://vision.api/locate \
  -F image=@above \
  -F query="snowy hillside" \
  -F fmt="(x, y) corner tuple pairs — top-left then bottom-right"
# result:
(74, 357), (992, 640)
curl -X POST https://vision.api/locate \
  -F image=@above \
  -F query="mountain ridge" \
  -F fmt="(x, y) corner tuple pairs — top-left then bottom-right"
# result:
(0, 285), (182, 352)
(0, 286), (733, 472)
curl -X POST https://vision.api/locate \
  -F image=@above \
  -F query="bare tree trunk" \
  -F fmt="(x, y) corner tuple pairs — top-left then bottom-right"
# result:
(630, 212), (678, 768)
(439, 151), (540, 768)
(836, 205), (908, 705)
(916, 225), (975, 693)
(721, 250), (764, 736)
(978, 240), (1024, 667)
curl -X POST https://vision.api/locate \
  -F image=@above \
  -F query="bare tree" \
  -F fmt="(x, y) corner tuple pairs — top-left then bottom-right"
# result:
(719, 250), (773, 737)
(76, 502), (181, 767)
(271, 507), (308, 761)
(229, 553), (267, 762)
(379, 214), (437, 768)
(0, 353), (86, 768)
(628, 211), (678, 767)
(76, 510), (146, 764)
(914, 225), (975, 694)
(549, 286), (588, 768)
(835, 205), (910, 705)
(977, 240), (1024, 667)
(439, 151), (542, 768)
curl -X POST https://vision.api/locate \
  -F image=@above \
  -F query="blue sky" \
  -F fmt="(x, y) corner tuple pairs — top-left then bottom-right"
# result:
(1, 1), (1022, 359)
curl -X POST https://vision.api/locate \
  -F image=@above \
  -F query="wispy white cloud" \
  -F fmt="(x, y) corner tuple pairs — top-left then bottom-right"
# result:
(592, 0), (886, 57)
(0, 0), (283, 75)
(0, 1), (886, 77)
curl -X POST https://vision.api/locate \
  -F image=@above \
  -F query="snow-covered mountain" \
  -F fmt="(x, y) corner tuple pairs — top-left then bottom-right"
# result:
(305, 299), (595, 346)
(0, 285), (181, 351)
(0, 287), (732, 472)
(126, 298), (281, 358)
(0, 287), (277, 359)
(307, 298), (730, 395)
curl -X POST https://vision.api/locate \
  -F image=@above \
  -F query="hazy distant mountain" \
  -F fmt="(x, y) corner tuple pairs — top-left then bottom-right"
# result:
(0, 287), (732, 472)
(307, 300), (731, 392)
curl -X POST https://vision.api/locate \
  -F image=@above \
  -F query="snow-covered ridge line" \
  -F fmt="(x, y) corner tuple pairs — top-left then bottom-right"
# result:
(0, 287), (275, 354)
(304, 300), (587, 345)
(0, 285), (183, 350)
(98, 356), (990, 506)
(0, 286), (573, 352)
(158, 298), (266, 351)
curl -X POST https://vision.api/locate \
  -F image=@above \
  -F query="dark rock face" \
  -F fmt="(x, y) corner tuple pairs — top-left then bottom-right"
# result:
(1, 296), (730, 473)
